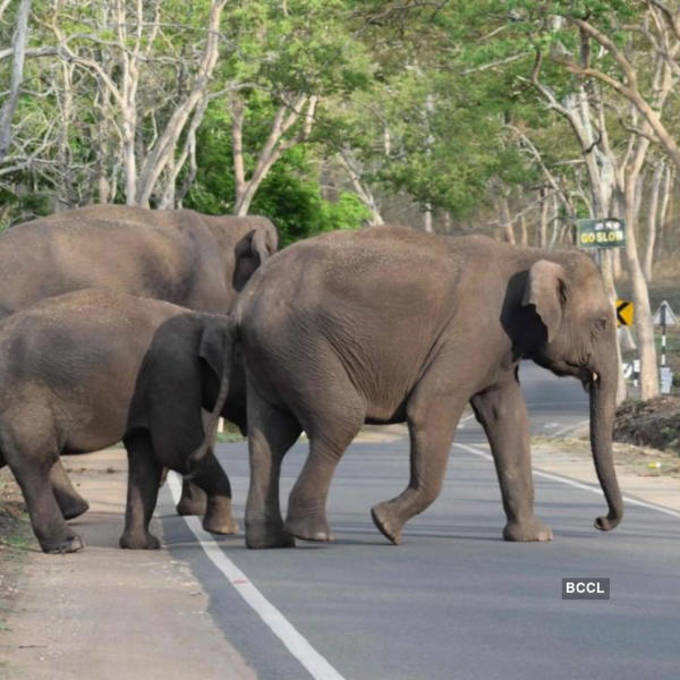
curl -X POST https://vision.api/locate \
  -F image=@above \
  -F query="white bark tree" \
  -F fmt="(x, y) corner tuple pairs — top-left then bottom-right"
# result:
(231, 93), (318, 216)
(337, 149), (384, 225)
(526, 10), (680, 400)
(51, 0), (226, 206)
(0, 0), (31, 163)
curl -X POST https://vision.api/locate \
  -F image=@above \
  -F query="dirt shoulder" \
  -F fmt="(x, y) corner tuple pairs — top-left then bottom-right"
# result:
(531, 434), (680, 512)
(0, 449), (255, 680)
(0, 469), (32, 672)
(614, 396), (680, 453)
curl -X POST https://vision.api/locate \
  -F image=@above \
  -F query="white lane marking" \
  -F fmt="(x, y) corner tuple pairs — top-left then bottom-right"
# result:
(457, 414), (475, 429)
(167, 473), (347, 680)
(455, 442), (680, 520)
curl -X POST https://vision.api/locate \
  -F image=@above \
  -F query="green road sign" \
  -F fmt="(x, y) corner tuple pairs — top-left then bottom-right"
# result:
(576, 218), (626, 249)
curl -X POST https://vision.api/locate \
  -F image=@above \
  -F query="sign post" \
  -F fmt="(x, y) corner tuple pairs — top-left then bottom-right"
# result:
(653, 301), (676, 394)
(575, 218), (633, 389)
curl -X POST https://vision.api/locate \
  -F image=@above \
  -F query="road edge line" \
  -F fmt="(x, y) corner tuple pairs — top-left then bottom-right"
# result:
(455, 442), (680, 520)
(167, 473), (347, 680)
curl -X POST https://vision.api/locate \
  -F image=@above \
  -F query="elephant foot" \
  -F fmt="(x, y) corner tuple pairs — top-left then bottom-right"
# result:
(59, 497), (90, 521)
(503, 518), (553, 542)
(370, 503), (402, 545)
(41, 533), (85, 555)
(203, 496), (238, 535)
(284, 514), (334, 542)
(203, 511), (239, 535)
(176, 496), (207, 517)
(245, 519), (295, 549)
(176, 482), (207, 516)
(119, 530), (161, 550)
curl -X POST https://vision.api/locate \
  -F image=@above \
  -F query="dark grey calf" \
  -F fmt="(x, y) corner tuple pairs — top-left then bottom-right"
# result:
(0, 289), (243, 553)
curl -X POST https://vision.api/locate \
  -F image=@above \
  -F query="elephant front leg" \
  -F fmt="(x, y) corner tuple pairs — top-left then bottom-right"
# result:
(120, 433), (163, 550)
(371, 396), (463, 545)
(50, 459), (90, 520)
(189, 449), (238, 535)
(471, 371), (553, 542)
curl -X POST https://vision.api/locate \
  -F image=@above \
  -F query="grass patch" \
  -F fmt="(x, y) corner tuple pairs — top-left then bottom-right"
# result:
(614, 396), (680, 454)
(216, 419), (245, 443)
(0, 470), (32, 636)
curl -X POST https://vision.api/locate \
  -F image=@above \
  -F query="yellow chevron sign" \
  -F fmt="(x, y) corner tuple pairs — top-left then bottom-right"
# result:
(616, 300), (634, 326)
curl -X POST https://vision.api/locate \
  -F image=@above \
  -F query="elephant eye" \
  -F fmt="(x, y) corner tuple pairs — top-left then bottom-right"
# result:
(593, 317), (609, 333)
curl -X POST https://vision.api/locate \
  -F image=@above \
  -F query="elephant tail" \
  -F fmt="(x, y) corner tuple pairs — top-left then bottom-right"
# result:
(189, 315), (238, 469)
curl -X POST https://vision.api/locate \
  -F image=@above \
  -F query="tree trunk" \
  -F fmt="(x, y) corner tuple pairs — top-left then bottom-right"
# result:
(654, 164), (673, 263)
(122, 114), (137, 205)
(612, 247), (623, 279)
(232, 95), (317, 216)
(423, 205), (433, 233)
(539, 189), (549, 248)
(0, 0), (31, 162)
(621, 185), (659, 399)
(519, 214), (528, 247)
(599, 250), (627, 403)
(337, 150), (384, 226)
(643, 162), (664, 281)
(500, 197), (515, 244)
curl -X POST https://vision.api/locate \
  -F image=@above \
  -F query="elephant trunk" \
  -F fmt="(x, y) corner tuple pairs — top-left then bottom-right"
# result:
(589, 360), (624, 531)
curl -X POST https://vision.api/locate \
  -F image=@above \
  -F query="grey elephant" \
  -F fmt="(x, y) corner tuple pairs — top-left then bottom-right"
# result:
(229, 226), (623, 548)
(0, 204), (276, 523)
(0, 289), (242, 553)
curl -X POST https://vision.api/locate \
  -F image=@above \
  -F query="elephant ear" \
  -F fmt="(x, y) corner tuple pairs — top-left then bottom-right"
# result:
(232, 227), (277, 291)
(521, 260), (567, 343)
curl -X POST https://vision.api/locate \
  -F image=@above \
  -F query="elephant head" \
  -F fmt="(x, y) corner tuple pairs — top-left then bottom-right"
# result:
(509, 254), (623, 532)
(233, 226), (279, 292)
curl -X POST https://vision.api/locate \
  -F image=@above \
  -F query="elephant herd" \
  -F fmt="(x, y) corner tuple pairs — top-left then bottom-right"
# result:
(0, 205), (623, 554)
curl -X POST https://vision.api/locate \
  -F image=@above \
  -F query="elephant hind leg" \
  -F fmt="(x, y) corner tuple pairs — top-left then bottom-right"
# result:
(371, 388), (465, 545)
(50, 459), (90, 520)
(120, 432), (163, 550)
(284, 392), (365, 544)
(175, 478), (207, 516)
(245, 391), (302, 549)
(175, 410), (214, 518)
(0, 421), (83, 554)
(188, 448), (238, 536)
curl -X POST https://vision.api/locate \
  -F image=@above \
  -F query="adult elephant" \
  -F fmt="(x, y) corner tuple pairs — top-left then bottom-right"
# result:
(232, 226), (623, 548)
(0, 204), (277, 522)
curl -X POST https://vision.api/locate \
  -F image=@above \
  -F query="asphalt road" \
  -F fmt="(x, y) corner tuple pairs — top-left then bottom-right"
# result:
(158, 363), (680, 680)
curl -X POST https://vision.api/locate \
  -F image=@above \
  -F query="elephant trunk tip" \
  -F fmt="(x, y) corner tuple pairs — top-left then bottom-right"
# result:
(594, 510), (622, 532)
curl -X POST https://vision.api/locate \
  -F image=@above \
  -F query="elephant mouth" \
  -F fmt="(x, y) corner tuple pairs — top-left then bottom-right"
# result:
(563, 359), (597, 390)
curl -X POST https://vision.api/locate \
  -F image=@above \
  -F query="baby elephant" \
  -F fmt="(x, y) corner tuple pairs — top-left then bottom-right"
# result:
(0, 289), (243, 553)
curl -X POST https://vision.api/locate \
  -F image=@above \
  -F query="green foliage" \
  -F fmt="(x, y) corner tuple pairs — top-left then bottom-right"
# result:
(1, 0), (672, 247)
(185, 103), (370, 245)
